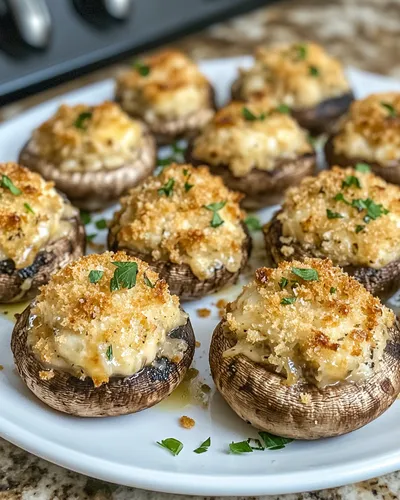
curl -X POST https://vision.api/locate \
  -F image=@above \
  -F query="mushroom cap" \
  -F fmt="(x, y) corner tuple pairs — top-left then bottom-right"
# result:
(210, 319), (400, 439)
(18, 125), (156, 211)
(0, 211), (85, 304)
(108, 222), (252, 300)
(11, 304), (195, 417)
(264, 212), (400, 299)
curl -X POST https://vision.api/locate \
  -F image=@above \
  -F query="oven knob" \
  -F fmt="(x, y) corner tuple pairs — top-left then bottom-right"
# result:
(6, 0), (51, 49)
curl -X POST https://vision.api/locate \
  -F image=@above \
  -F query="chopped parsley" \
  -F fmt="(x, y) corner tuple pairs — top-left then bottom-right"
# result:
(355, 224), (365, 233)
(327, 209), (344, 219)
(330, 287), (337, 294)
(74, 111), (92, 130)
(333, 192), (351, 205)
(95, 218), (107, 230)
(309, 65), (319, 77)
(204, 201), (226, 228)
(276, 104), (291, 114)
(157, 438), (183, 457)
(244, 216), (262, 232)
(342, 175), (361, 189)
(380, 101), (396, 118)
(281, 296), (297, 305)
(355, 162), (371, 173)
(86, 233), (97, 242)
(295, 44), (307, 60)
(242, 107), (266, 121)
(88, 270), (104, 284)
(193, 437), (211, 454)
(291, 267), (319, 281)
(80, 210), (91, 225)
(24, 202), (34, 214)
(279, 277), (288, 289)
(258, 432), (293, 450)
(106, 344), (113, 361)
(158, 178), (175, 197)
(184, 176), (194, 193)
(1, 175), (21, 195)
(229, 441), (253, 454)
(351, 197), (389, 222)
(133, 60), (150, 77)
(144, 273), (155, 288)
(110, 261), (138, 292)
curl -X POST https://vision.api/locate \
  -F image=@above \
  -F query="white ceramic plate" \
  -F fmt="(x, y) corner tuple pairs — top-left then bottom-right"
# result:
(1, 57), (400, 497)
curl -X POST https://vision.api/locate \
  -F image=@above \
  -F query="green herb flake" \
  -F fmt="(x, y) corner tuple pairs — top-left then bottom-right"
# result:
(342, 175), (361, 189)
(157, 438), (183, 457)
(291, 267), (319, 281)
(327, 209), (344, 219)
(24, 202), (35, 214)
(229, 441), (253, 454)
(309, 65), (319, 77)
(276, 104), (291, 114)
(351, 197), (389, 221)
(86, 233), (97, 242)
(355, 224), (365, 233)
(1, 175), (21, 196)
(334, 192), (351, 205)
(80, 210), (91, 225)
(172, 141), (186, 155)
(355, 162), (371, 173)
(133, 60), (150, 77)
(144, 273), (155, 288)
(74, 111), (92, 130)
(242, 107), (266, 121)
(244, 216), (262, 232)
(89, 270), (104, 284)
(295, 44), (307, 60)
(157, 157), (173, 167)
(330, 287), (337, 294)
(281, 297), (297, 306)
(279, 277), (289, 289)
(95, 219), (107, 230)
(158, 178), (175, 197)
(258, 432), (293, 450)
(204, 201), (227, 228)
(184, 174), (194, 193)
(380, 101), (396, 118)
(193, 437), (211, 454)
(110, 261), (139, 292)
(183, 169), (189, 176)
(106, 344), (113, 361)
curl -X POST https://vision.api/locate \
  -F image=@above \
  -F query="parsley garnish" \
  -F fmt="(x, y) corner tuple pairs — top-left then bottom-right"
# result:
(279, 277), (288, 289)
(342, 175), (361, 189)
(204, 201), (226, 228)
(24, 202), (34, 214)
(334, 192), (351, 205)
(158, 178), (175, 197)
(229, 441), (253, 454)
(380, 101), (396, 118)
(327, 209), (344, 219)
(106, 344), (113, 361)
(281, 297), (297, 305)
(355, 162), (371, 173)
(86, 233), (97, 242)
(110, 261), (138, 292)
(133, 60), (150, 77)
(193, 437), (211, 454)
(351, 198), (389, 222)
(184, 175), (194, 193)
(95, 219), (107, 230)
(309, 65), (319, 77)
(89, 270), (104, 284)
(157, 438), (183, 457)
(244, 216), (262, 232)
(330, 287), (336, 294)
(355, 224), (365, 233)
(258, 432), (293, 450)
(276, 104), (291, 114)
(1, 175), (21, 195)
(74, 111), (92, 130)
(291, 267), (319, 281)
(80, 210), (91, 225)
(242, 107), (266, 121)
(295, 44), (307, 60)
(144, 273), (155, 288)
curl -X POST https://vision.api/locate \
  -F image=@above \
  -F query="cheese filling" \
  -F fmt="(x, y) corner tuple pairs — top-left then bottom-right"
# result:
(333, 93), (400, 165)
(116, 50), (213, 121)
(0, 163), (74, 269)
(109, 164), (247, 280)
(27, 252), (187, 387)
(31, 102), (144, 172)
(192, 102), (312, 176)
(224, 258), (394, 388)
(236, 42), (350, 109)
(277, 167), (400, 269)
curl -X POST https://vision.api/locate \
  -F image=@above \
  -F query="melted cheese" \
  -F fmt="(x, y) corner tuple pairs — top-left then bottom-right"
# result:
(224, 258), (394, 387)
(28, 252), (187, 387)
(116, 50), (213, 121)
(277, 167), (400, 269)
(110, 164), (246, 280)
(0, 163), (70, 268)
(333, 93), (400, 165)
(237, 42), (350, 109)
(31, 102), (144, 172)
(192, 101), (312, 176)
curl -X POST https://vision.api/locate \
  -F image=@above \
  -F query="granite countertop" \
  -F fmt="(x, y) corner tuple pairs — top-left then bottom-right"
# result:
(2, 0), (400, 498)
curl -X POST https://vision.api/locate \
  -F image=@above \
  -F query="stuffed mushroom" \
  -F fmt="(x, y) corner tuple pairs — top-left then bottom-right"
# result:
(264, 166), (400, 298)
(0, 162), (85, 304)
(108, 164), (251, 300)
(232, 42), (353, 135)
(325, 92), (400, 185)
(11, 251), (195, 417)
(19, 101), (156, 211)
(188, 101), (316, 208)
(115, 50), (215, 144)
(210, 258), (400, 439)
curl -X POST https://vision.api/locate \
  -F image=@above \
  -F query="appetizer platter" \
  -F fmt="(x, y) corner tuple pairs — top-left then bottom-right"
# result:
(1, 51), (400, 496)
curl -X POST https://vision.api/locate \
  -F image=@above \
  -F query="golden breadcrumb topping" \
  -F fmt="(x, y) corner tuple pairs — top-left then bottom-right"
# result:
(333, 93), (400, 165)
(277, 167), (399, 269)
(28, 252), (187, 387)
(110, 164), (246, 280)
(192, 101), (312, 176)
(0, 163), (72, 268)
(116, 50), (213, 121)
(224, 258), (394, 387)
(237, 42), (350, 109)
(31, 102), (144, 172)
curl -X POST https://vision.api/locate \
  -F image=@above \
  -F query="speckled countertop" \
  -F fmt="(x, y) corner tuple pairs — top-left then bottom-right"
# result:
(2, 0), (400, 499)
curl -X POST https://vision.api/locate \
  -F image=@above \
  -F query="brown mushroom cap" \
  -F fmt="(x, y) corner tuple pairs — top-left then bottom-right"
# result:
(11, 304), (195, 417)
(264, 213), (400, 299)
(108, 222), (252, 300)
(0, 210), (85, 304)
(18, 126), (156, 211)
(325, 134), (400, 185)
(210, 319), (400, 439)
